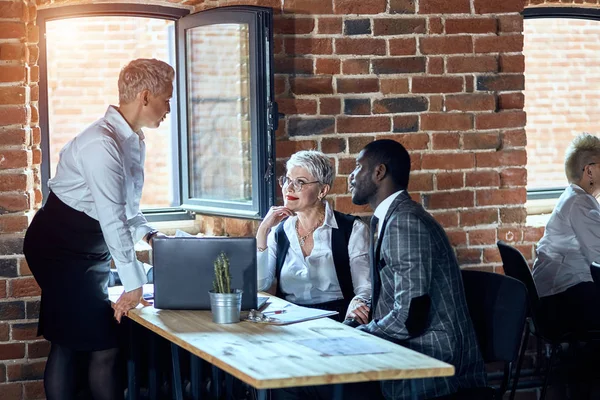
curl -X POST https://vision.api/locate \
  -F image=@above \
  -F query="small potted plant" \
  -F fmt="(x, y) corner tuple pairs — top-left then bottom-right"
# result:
(208, 252), (243, 324)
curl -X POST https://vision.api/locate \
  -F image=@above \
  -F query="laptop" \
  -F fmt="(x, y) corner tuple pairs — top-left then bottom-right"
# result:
(152, 236), (267, 310)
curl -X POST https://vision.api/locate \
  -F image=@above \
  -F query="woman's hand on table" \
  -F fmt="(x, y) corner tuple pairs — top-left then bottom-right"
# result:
(346, 298), (370, 325)
(112, 287), (152, 323)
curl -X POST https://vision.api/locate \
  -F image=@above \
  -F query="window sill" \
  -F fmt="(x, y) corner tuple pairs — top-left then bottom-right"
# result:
(525, 198), (556, 227)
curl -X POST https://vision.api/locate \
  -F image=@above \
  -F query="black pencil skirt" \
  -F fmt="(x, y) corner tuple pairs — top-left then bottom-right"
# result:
(23, 191), (118, 351)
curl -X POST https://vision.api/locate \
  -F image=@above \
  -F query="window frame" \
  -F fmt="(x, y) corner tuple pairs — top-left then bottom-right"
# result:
(523, 7), (600, 201)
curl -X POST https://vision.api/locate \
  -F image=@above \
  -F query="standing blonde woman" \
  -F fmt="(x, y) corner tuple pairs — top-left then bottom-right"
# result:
(23, 59), (173, 400)
(256, 150), (371, 323)
(533, 133), (600, 335)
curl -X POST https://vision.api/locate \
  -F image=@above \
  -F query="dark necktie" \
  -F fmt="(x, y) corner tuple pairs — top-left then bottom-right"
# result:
(368, 215), (380, 321)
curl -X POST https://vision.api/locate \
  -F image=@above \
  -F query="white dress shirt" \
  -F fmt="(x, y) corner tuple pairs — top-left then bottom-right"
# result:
(374, 190), (404, 235)
(48, 106), (152, 292)
(257, 201), (371, 305)
(533, 184), (600, 297)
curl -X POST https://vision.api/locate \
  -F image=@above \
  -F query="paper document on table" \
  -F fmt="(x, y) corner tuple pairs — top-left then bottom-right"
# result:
(259, 304), (337, 325)
(295, 337), (390, 356)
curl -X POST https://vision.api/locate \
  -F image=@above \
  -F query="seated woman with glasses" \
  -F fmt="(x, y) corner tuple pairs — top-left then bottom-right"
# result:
(533, 133), (600, 335)
(256, 150), (371, 323)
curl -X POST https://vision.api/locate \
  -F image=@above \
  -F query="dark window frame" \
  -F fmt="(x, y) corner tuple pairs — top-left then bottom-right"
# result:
(523, 7), (600, 200)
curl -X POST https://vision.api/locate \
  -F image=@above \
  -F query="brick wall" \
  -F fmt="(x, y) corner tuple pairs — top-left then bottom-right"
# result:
(0, 0), (592, 398)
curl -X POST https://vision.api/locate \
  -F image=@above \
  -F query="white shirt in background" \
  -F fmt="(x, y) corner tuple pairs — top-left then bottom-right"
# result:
(533, 184), (600, 297)
(48, 106), (152, 292)
(257, 201), (371, 305)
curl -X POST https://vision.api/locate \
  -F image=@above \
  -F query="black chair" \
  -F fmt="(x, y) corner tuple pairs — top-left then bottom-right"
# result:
(497, 241), (600, 400)
(591, 262), (600, 289)
(461, 269), (527, 400)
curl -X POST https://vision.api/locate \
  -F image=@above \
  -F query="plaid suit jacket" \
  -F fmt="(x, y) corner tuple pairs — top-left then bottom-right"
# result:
(358, 192), (487, 400)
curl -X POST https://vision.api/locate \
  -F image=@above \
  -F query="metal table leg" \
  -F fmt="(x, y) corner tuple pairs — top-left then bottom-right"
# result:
(148, 333), (157, 400)
(127, 319), (138, 400)
(170, 343), (183, 400)
(410, 380), (418, 400)
(212, 365), (222, 399)
(257, 389), (268, 400)
(333, 384), (343, 400)
(191, 355), (202, 400)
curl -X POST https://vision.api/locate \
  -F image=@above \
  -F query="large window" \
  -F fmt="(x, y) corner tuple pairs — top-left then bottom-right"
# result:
(38, 5), (276, 220)
(524, 8), (600, 199)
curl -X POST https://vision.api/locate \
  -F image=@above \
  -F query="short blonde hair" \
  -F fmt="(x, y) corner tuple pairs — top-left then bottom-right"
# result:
(118, 59), (174, 104)
(286, 150), (335, 186)
(565, 133), (600, 183)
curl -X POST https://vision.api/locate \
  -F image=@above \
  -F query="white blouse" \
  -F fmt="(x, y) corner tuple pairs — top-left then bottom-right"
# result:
(257, 201), (371, 305)
(533, 184), (600, 297)
(48, 106), (152, 292)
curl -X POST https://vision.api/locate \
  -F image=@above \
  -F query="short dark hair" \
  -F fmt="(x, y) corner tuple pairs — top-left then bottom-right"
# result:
(362, 139), (411, 189)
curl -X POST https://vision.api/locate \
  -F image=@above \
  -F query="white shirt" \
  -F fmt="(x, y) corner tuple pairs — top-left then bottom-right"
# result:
(533, 184), (600, 297)
(48, 106), (151, 292)
(374, 190), (404, 235)
(257, 201), (371, 305)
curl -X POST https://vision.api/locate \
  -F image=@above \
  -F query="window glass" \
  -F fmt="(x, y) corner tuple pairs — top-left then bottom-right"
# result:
(45, 17), (177, 209)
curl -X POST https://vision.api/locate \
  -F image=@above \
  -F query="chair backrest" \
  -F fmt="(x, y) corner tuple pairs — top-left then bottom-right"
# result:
(461, 269), (527, 363)
(591, 262), (600, 290)
(497, 241), (543, 315)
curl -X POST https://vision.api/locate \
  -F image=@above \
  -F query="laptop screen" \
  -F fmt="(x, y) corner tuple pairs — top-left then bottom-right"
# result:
(152, 236), (258, 310)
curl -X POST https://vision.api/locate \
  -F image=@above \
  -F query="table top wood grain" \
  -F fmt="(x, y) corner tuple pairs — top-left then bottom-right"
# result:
(109, 285), (454, 389)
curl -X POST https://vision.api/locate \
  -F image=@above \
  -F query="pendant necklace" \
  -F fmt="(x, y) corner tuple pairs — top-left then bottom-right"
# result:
(295, 216), (323, 247)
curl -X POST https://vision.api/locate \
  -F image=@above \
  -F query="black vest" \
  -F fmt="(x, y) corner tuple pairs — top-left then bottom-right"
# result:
(274, 211), (358, 308)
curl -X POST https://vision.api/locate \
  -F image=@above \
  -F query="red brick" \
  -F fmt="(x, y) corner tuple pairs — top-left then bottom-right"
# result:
(390, 0), (416, 13)
(373, 18), (426, 35)
(342, 59), (370, 74)
(0, 66), (26, 84)
(499, 54), (524, 73)
(275, 57), (313, 75)
(274, 76), (287, 96)
(422, 153), (475, 170)
(27, 341), (50, 359)
(500, 167), (527, 187)
(27, 45), (37, 64)
(7, 361), (45, 382)
(502, 129), (526, 148)
(474, 0), (526, 14)
(19, 258), (31, 276)
(380, 78), (409, 94)
(498, 227), (523, 243)
(446, 55), (497, 73)
(476, 149), (526, 168)
(476, 188), (526, 206)
(318, 17), (342, 34)
(321, 138), (346, 154)
(0, 43), (27, 61)
(0, 1), (24, 18)
(0, 193), (29, 213)
(431, 211), (459, 228)
(31, 127), (40, 146)
(26, 24), (38, 43)
(0, 281), (5, 299)
(413, 77), (463, 93)
(337, 116), (390, 133)
(429, 95), (443, 112)
(449, 231), (469, 247)
(498, 15), (523, 33)
(334, 0), (387, 14)
(0, 128), (28, 146)
(429, 17), (443, 34)
(276, 140), (317, 159)
(223, 218), (255, 237)
(334, 196), (371, 214)
(420, 36), (472, 55)
(283, 0), (333, 14)
(336, 78), (378, 93)
(460, 209), (498, 226)
(0, 343), (25, 360)
(319, 97), (341, 115)
(432, 133), (460, 150)
(498, 92), (524, 110)
(474, 35), (523, 53)
(389, 38), (417, 55)
(274, 38), (283, 55)
(483, 248), (502, 263)
(0, 215), (27, 233)
(421, 113), (473, 131)
(477, 75), (524, 91)
(446, 94), (496, 111)
(465, 170), (500, 187)
(0, 22), (26, 39)
(285, 38), (332, 55)
(274, 17), (315, 34)
(23, 380), (44, 400)
(378, 133), (429, 150)
(10, 323), (38, 341)
(0, 87), (26, 106)
(290, 77), (333, 95)
(9, 277), (40, 297)
(277, 98), (317, 115)
(419, 0), (470, 14)
(445, 18), (497, 34)
(411, 154), (422, 171)
(348, 136), (376, 153)
(0, 106), (28, 125)
(468, 229), (497, 246)
(408, 172), (434, 192)
(338, 158), (356, 174)
(456, 248), (482, 265)
(427, 57), (444, 74)
(335, 38), (386, 55)
(476, 111), (526, 130)
(316, 58), (340, 75)
(437, 172), (464, 189)
(372, 57), (425, 74)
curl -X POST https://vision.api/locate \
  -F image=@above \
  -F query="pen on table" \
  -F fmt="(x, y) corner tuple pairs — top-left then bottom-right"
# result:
(263, 310), (287, 315)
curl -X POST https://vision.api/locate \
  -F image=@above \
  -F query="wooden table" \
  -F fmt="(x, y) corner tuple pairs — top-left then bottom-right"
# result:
(109, 285), (454, 400)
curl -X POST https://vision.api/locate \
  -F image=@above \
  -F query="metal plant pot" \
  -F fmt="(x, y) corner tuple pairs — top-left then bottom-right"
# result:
(209, 289), (243, 324)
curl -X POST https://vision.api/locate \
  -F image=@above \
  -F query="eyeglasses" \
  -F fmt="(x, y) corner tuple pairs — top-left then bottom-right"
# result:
(278, 176), (320, 192)
(583, 163), (597, 171)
